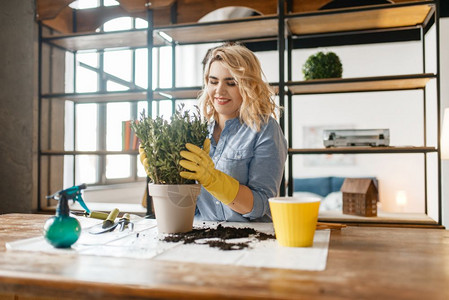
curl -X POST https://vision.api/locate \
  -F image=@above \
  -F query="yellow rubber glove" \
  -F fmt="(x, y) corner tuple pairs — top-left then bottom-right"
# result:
(179, 139), (240, 205)
(138, 144), (151, 177)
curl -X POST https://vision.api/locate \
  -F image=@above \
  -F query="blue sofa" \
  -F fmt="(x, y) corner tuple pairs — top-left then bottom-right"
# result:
(293, 176), (346, 197)
(293, 176), (379, 211)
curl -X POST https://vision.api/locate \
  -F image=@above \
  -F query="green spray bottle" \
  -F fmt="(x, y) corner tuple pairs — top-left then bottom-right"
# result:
(43, 184), (90, 248)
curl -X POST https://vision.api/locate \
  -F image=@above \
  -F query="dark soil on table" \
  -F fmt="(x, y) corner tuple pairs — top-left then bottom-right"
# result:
(162, 224), (275, 251)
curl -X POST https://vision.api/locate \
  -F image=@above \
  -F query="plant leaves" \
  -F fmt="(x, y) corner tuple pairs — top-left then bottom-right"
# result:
(132, 104), (208, 184)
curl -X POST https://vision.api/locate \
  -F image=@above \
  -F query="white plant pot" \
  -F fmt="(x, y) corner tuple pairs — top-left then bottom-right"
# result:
(148, 183), (201, 234)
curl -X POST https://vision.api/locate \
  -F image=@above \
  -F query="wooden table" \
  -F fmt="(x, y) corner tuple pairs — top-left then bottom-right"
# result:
(0, 214), (447, 300)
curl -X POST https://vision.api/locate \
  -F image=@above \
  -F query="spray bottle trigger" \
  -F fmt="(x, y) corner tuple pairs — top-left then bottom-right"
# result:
(75, 194), (90, 214)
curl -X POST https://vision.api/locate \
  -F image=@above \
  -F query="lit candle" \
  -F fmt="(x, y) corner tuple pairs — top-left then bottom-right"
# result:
(396, 191), (407, 210)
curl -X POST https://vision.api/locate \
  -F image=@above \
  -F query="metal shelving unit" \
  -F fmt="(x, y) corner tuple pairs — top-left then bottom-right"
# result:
(287, 73), (436, 95)
(38, 0), (442, 225)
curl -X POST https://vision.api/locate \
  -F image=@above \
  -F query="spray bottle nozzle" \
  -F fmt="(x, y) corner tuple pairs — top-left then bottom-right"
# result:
(46, 184), (90, 214)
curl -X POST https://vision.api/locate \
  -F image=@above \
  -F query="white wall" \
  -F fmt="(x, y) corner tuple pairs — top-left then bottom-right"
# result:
(0, 0), (39, 213)
(289, 39), (431, 214)
(440, 18), (449, 228)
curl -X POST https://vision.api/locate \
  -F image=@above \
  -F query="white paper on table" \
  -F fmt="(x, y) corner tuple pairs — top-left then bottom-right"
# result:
(5, 219), (331, 271)
(154, 222), (330, 271)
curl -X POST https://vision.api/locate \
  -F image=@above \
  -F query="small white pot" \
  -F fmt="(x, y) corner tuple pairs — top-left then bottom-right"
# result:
(148, 183), (201, 234)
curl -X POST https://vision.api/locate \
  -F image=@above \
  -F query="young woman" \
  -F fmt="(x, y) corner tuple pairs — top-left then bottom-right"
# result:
(179, 43), (287, 222)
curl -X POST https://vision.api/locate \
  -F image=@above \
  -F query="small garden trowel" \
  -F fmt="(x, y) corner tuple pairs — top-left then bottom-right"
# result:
(89, 208), (120, 234)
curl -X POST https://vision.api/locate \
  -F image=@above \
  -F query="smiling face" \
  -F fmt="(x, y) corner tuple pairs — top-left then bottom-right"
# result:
(207, 61), (243, 125)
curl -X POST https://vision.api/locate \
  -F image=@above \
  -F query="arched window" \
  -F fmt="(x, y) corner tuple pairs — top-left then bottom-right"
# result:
(65, 12), (156, 185)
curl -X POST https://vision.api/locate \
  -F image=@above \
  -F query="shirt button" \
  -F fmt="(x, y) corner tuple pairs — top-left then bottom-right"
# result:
(215, 201), (220, 205)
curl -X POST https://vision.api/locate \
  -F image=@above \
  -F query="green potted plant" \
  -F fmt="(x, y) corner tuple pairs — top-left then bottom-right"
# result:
(132, 105), (208, 234)
(302, 51), (343, 80)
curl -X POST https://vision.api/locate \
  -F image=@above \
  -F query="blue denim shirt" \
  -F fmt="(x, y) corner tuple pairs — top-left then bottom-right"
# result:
(195, 117), (287, 222)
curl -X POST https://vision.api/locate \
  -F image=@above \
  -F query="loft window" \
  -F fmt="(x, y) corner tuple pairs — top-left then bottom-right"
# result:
(60, 1), (202, 191)
(63, 15), (176, 186)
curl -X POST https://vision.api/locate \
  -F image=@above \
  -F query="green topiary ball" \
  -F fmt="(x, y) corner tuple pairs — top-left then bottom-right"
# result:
(302, 51), (343, 80)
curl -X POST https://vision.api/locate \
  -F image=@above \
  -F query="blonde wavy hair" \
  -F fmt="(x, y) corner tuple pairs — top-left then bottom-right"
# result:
(198, 43), (279, 132)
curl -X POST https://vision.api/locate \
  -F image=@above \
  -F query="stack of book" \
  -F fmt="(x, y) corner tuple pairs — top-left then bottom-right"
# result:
(122, 120), (139, 151)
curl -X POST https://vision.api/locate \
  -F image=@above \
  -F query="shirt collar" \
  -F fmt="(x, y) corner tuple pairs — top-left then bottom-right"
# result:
(208, 118), (241, 143)
(209, 117), (239, 128)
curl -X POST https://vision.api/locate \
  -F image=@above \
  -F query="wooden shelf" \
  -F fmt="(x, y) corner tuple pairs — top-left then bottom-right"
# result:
(289, 146), (437, 155)
(40, 150), (139, 155)
(41, 90), (148, 103)
(154, 84), (278, 100)
(42, 15), (278, 51)
(40, 88), (200, 103)
(41, 85), (278, 102)
(154, 87), (202, 100)
(43, 147), (437, 158)
(318, 210), (440, 227)
(287, 1), (435, 36)
(156, 15), (278, 44)
(287, 73), (435, 95)
(42, 29), (167, 52)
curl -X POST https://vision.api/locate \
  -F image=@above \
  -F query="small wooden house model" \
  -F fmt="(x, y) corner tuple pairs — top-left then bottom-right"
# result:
(341, 178), (378, 217)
